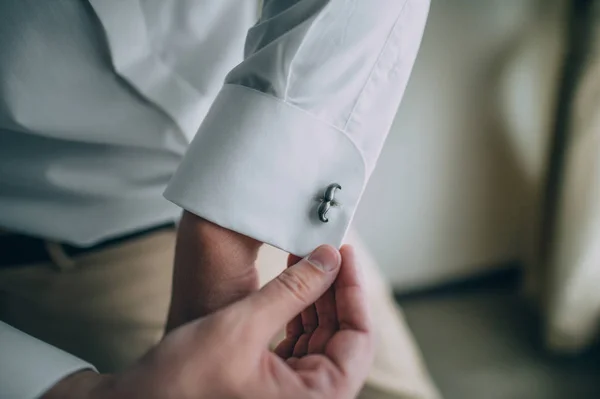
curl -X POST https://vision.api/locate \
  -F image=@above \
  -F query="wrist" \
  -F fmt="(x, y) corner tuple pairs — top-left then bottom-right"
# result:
(41, 370), (115, 399)
(180, 211), (262, 254)
(167, 211), (262, 330)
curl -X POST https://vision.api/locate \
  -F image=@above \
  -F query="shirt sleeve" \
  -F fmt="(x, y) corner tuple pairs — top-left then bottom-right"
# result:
(164, 0), (430, 256)
(0, 322), (95, 399)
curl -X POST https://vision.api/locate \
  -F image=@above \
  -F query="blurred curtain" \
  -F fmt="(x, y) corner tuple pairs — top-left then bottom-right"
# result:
(526, 0), (600, 353)
(354, 0), (568, 290)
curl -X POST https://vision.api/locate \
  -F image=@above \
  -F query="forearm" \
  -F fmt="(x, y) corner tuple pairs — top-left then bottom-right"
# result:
(166, 211), (262, 331)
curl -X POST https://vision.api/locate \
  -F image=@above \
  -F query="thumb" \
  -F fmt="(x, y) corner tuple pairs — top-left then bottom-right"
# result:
(240, 245), (341, 344)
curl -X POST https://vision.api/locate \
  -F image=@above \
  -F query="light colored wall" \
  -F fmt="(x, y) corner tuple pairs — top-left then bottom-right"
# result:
(353, 0), (565, 291)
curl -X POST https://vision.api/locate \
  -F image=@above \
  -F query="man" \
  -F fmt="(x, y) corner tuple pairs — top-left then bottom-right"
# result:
(0, 0), (433, 397)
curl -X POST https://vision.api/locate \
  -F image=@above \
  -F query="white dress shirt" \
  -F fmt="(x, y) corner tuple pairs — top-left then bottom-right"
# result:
(0, 0), (429, 397)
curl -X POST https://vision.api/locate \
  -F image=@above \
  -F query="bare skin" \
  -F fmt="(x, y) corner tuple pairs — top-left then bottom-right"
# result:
(166, 211), (262, 331)
(43, 245), (374, 399)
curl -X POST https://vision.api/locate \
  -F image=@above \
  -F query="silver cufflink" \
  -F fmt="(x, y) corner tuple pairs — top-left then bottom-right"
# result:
(317, 183), (341, 223)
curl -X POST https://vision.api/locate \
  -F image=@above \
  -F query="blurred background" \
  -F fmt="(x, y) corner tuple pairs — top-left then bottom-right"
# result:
(353, 0), (600, 398)
(357, 0), (561, 295)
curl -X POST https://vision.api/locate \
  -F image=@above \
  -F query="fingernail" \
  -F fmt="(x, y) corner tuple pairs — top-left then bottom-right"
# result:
(306, 245), (341, 272)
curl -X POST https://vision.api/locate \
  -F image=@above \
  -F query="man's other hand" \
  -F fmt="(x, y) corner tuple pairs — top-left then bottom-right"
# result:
(43, 245), (374, 399)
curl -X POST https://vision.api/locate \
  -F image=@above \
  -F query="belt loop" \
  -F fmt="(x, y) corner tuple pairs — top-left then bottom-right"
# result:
(44, 242), (77, 271)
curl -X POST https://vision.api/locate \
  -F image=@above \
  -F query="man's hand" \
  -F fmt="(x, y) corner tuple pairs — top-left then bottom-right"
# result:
(43, 244), (373, 399)
(166, 211), (263, 331)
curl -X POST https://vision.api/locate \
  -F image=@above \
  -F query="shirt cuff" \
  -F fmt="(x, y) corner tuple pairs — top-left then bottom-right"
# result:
(0, 322), (96, 399)
(164, 84), (366, 256)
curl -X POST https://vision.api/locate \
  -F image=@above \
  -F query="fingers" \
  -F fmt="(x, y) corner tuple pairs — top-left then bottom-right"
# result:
(293, 254), (318, 356)
(269, 246), (373, 399)
(273, 314), (302, 358)
(291, 250), (319, 356)
(280, 253), (339, 357)
(306, 287), (337, 354)
(334, 245), (371, 333)
(325, 245), (374, 382)
(274, 255), (306, 358)
(241, 245), (341, 344)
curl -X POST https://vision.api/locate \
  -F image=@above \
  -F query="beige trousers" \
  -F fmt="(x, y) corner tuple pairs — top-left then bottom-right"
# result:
(0, 229), (439, 399)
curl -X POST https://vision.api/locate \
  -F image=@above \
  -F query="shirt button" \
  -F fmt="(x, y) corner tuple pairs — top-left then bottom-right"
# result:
(317, 183), (341, 223)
